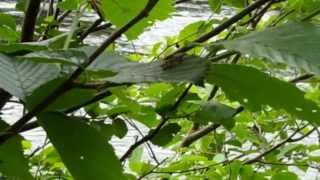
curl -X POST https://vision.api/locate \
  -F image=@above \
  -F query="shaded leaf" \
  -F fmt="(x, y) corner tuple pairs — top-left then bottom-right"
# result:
(38, 112), (125, 180)
(26, 78), (97, 111)
(0, 54), (60, 100)
(193, 101), (236, 128)
(0, 121), (33, 179)
(112, 118), (128, 138)
(151, 123), (181, 146)
(207, 64), (320, 124)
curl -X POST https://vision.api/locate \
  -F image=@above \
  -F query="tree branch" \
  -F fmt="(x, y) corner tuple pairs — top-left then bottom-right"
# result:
(120, 84), (192, 162)
(244, 124), (311, 164)
(0, 0), (160, 145)
(180, 106), (244, 147)
(168, 0), (274, 57)
(21, 0), (41, 42)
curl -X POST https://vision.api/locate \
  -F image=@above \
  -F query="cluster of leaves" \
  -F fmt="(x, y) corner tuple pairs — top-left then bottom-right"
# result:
(0, 0), (320, 179)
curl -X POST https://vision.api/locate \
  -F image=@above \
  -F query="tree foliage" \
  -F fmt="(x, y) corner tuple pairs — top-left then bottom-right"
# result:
(0, 0), (320, 179)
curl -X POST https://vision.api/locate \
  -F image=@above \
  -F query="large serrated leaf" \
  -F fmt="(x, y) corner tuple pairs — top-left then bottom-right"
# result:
(38, 112), (125, 180)
(0, 54), (60, 100)
(221, 22), (320, 74)
(207, 64), (320, 125)
(21, 47), (207, 84)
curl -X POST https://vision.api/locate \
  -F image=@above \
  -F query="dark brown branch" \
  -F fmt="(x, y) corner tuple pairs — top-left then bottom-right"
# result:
(289, 74), (314, 83)
(120, 84), (192, 162)
(180, 106), (244, 147)
(181, 124), (220, 147)
(257, 160), (320, 170)
(58, 10), (71, 23)
(78, 18), (104, 41)
(0, 0), (160, 145)
(168, 0), (274, 57)
(21, 0), (41, 42)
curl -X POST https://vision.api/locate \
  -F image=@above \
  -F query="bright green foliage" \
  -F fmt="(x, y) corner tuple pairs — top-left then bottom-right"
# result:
(207, 64), (320, 124)
(272, 172), (298, 180)
(178, 20), (213, 45)
(1, 0), (320, 179)
(100, 0), (174, 39)
(208, 0), (222, 13)
(222, 22), (320, 74)
(0, 13), (17, 42)
(58, 0), (83, 11)
(38, 112), (125, 180)
(0, 121), (33, 179)
(0, 54), (60, 99)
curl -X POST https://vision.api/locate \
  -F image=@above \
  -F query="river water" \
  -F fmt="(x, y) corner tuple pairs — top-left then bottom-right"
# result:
(0, 0), (319, 179)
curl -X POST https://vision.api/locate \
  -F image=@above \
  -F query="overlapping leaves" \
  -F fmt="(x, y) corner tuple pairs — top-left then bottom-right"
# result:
(207, 64), (320, 124)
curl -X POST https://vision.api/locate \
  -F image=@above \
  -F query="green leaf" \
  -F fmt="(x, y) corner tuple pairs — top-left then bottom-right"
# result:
(151, 123), (181, 146)
(0, 13), (16, 30)
(221, 22), (320, 74)
(112, 118), (128, 138)
(20, 49), (86, 66)
(0, 26), (18, 42)
(224, 0), (245, 8)
(0, 121), (33, 180)
(271, 172), (298, 180)
(0, 54), (60, 100)
(38, 112), (125, 180)
(193, 101), (236, 128)
(207, 64), (320, 125)
(208, 0), (222, 13)
(24, 47), (207, 84)
(178, 21), (213, 45)
(58, 0), (81, 10)
(106, 56), (207, 84)
(26, 78), (97, 111)
(0, 33), (68, 54)
(129, 147), (143, 172)
(101, 0), (174, 39)
(156, 84), (186, 114)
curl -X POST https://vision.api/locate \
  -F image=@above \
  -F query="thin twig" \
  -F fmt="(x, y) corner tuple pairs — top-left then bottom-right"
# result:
(167, 0), (274, 57)
(138, 158), (168, 180)
(244, 124), (310, 164)
(120, 84), (192, 162)
(257, 160), (320, 170)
